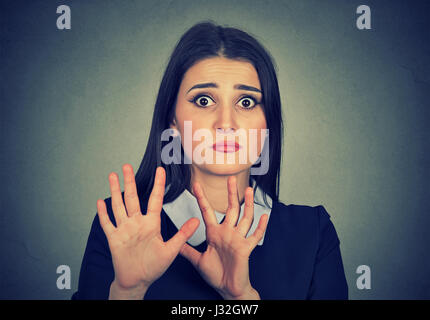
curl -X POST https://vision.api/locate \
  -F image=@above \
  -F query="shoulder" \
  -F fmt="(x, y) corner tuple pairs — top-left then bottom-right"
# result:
(271, 201), (340, 247)
(272, 200), (333, 226)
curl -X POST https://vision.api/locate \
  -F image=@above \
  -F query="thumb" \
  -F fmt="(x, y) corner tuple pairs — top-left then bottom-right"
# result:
(165, 217), (199, 254)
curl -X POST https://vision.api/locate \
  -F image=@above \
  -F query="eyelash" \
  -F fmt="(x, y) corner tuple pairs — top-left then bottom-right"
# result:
(188, 93), (261, 110)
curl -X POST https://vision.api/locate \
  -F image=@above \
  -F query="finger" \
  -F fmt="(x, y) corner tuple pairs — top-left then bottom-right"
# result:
(122, 164), (141, 217)
(192, 182), (217, 226)
(224, 176), (240, 226)
(166, 217), (200, 256)
(146, 167), (166, 217)
(247, 213), (269, 248)
(236, 187), (254, 236)
(97, 199), (116, 237)
(180, 243), (202, 269)
(109, 172), (128, 226)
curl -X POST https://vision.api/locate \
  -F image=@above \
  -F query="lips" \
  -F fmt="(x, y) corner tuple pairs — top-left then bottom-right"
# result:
(212, 141), (242, 153)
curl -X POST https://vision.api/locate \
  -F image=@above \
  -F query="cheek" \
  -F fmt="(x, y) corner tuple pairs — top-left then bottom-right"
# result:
(175, 103), (206, 130)
(244, 107), (267, 130)
(256, 118), (267, 131)
(255, 109), (268, 130)
(177, 121), (212, 160)
(245, 116), (268, 155)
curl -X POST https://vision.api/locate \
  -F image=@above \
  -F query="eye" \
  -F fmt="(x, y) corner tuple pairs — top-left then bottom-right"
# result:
(188, 93), (262, 109)
(189, 94), (215, 108)
(238, 95), (260, 110)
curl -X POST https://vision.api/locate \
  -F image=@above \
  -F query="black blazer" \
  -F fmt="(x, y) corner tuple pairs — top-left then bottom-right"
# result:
(72, 196), (348, 299)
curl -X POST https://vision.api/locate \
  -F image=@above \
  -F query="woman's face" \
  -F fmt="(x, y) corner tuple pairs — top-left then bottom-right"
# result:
(171, 56), (267, 176)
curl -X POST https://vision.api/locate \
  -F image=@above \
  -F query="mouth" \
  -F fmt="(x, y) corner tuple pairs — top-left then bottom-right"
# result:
(211, 141), (242, 153)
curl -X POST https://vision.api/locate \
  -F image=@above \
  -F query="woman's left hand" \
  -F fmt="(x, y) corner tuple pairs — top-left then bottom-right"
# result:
(179, 176), (269, 300)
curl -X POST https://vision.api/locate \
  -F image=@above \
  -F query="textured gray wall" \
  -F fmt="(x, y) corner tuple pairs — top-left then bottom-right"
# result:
(1, 0), (429, 299)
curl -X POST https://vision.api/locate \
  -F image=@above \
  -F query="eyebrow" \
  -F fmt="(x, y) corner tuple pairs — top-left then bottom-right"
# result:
(186, 82), (262, 94)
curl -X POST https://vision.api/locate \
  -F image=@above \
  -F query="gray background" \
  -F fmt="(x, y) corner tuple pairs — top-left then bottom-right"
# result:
(1, 0), (429, 299)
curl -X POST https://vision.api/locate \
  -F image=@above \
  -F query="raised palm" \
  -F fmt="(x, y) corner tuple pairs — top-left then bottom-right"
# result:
(97, 165), (199, 292)
(180, 177), (268, 299)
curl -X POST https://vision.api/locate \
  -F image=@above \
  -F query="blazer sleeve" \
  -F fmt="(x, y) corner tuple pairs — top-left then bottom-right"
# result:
(307, 205), (349, 300)
(71, 201), (115, 300)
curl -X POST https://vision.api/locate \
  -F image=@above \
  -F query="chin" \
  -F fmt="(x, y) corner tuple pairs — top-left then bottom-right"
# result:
(196, 163), (252, 176)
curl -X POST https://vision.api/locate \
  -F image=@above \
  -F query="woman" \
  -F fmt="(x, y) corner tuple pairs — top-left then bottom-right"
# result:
(72, 21), (348, 300)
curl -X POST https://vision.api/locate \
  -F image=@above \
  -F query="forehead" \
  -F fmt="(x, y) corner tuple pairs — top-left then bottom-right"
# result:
(181, 57), (261, 89)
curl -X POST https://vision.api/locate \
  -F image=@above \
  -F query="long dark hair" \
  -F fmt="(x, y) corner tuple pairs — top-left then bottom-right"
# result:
(135, 20), (283, 208)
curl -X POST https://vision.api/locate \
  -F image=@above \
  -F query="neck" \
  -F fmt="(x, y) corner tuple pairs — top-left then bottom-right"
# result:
(188, 166), (251, 214)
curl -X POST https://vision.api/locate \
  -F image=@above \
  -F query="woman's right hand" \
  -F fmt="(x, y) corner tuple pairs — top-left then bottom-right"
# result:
(96, 164), (200, 299)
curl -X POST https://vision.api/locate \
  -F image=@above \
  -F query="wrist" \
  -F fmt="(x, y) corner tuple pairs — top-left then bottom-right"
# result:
(220, 286), (261, 300)
(109, 279), (149, 300)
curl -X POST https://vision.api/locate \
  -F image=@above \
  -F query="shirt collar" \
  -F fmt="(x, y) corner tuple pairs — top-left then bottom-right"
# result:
(162, 180), (272, 247)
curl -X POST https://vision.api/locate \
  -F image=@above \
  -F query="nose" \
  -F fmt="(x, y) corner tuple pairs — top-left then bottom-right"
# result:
(214, 103), (238, 134)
